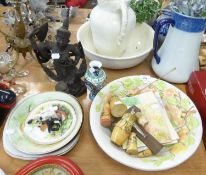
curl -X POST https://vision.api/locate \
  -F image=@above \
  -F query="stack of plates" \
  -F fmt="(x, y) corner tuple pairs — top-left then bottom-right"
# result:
(3, 92), (83, 160)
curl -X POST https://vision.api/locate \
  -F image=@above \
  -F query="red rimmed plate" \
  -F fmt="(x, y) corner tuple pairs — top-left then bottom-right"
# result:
(15, 156), (84, 175)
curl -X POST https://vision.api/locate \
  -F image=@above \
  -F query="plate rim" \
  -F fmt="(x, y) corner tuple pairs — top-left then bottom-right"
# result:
(15, 156), (84, 175)
(3, 119), (81, 160)
(89, 75), (203, 171)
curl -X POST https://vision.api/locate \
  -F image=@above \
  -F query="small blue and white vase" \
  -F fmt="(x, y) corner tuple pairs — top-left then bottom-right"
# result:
(84, 60), (106, 100)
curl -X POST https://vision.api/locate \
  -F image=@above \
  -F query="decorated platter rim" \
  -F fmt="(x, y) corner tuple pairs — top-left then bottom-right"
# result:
(15, 156), (83, 175)
(3, 127), (80, 160)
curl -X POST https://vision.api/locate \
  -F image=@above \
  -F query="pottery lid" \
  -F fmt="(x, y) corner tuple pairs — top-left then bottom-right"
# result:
(85, 61), (106, 85)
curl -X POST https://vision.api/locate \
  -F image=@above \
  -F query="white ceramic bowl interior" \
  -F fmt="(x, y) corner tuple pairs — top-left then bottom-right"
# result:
(77, 21), (154, 69)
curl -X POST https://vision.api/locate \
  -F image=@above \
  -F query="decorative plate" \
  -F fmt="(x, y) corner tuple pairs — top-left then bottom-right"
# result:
(90, 75), (202, 171)
(4, 92), (83, 154)
(15, 156), (84, 175)
(23, 100), (77, 145)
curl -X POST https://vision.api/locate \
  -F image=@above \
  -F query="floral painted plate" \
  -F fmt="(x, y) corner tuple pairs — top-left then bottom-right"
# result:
(4, 92), (83, 155)
(15, 156), (84, 175)
(23, 100), (77, 145)
(90, 75), (202, 171)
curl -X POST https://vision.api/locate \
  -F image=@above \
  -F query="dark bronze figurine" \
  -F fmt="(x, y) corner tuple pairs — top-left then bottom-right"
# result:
(29, 8), (87, 97)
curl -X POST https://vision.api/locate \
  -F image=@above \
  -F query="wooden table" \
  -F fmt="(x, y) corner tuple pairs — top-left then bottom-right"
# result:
(0, 7), (206, 175)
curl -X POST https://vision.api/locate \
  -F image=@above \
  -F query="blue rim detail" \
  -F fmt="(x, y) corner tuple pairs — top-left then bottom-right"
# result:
(172, 9), (206, 33)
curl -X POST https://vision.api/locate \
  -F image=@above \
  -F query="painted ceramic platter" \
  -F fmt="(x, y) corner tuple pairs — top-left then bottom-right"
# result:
(15, 156), (84, 175)
(23, 100), (77, 145)
(90, 75), (202, 171)
(3, 125), (80, 160)
(4, 92), (83, 155)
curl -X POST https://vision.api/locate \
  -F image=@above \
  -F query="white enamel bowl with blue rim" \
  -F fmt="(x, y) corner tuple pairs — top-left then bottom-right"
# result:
(77, 22), (154, 69)
(89, 75), (202, 171)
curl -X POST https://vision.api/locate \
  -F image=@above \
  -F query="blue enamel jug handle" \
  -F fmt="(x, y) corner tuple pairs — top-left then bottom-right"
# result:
(153, 18), (175, 64)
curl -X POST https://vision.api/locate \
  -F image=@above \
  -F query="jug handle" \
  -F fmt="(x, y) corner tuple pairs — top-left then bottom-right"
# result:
(153, 18), (175, 64)
(118, 0), (129, 45)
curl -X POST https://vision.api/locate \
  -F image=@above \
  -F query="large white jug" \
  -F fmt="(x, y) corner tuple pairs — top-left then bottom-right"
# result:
(152, 9), (206, 83)
(90, 0), (136, 57)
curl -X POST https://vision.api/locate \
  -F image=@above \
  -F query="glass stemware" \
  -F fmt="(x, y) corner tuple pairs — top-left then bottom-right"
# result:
(0, 52), (27, 96)
(0, 52), (10, 74)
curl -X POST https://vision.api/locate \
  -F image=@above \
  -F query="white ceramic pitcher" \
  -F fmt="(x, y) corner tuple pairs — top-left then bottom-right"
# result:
(90, 0), (136, 57)
(152, 9), (206, 83)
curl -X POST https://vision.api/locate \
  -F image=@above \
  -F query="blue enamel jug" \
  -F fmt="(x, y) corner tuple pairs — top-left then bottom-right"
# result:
(152, 8), (206, 83)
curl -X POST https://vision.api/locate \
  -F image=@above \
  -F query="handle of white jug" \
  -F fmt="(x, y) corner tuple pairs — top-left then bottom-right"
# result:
(118, 0), (129, 45)
(153, 18), (175, 64)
